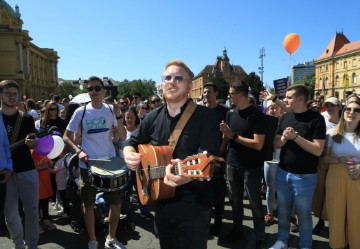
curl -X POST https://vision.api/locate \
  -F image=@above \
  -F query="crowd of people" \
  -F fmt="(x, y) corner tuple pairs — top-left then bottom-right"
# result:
(0, 60), (360, 249)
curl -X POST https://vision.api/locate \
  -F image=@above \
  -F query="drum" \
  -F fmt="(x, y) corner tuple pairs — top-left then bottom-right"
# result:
(89, 157), (130, 192)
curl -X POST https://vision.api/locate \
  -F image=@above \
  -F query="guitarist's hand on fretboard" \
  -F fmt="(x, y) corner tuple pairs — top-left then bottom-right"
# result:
(164, 159), (193, 187)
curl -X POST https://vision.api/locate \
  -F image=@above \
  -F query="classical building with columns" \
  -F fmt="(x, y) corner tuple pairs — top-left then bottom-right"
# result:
(0, 0), (59, 101)
(314, 32), (360, 101)
(191, 49), (247, 100)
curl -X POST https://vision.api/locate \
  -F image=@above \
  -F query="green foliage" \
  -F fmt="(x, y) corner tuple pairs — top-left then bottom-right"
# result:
(293, 73), (315, 99)
(243, 72), (262, 101)
(58, 81), (84, 99)
(117, 79), (157, 100)
(206, 72), (229, 100)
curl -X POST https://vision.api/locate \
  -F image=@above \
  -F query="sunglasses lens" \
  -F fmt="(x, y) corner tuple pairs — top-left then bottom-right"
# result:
(94, 86), (101, 91)
(87, 86), (102, 92)
(174, 76), (184, 82)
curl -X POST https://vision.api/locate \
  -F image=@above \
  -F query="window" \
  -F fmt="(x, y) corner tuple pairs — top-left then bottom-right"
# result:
(319, 77), (323, 88)
(336, 63), (339, 70)
(320, 67), (323, 73)
(326, 65), (328, 72)
(353, 59), (357, 67)
(325, 77), (329, 87)
(344, 61), (347, 69)
(353, 73), (357, 84)
(336, 75), (339, 86)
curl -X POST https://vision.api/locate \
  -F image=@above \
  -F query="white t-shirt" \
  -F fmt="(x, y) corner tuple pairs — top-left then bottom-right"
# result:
(327, 128), (360, 163)
(67, 103), (117, 169)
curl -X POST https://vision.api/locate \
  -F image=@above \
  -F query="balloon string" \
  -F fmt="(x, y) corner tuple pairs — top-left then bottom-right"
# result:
(288, 53), (292, 82)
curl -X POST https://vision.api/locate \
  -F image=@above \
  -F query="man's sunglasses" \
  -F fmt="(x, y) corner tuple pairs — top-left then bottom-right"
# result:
(151, 99), (160, 104)
(120, 101), (128, 105)
(344, 107), (360, 114)
(87, 86), (102, 92)
(161, 75), (186, 83)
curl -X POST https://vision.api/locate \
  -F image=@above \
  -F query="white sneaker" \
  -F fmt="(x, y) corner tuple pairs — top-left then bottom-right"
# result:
(41, 219), (56, 231)
(105, 236), (127, 249)
(88, 240), (99, 249)
(269, 240), (288, 249)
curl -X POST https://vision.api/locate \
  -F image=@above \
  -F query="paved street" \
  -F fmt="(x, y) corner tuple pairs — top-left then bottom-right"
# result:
(0, 198), (330, 249)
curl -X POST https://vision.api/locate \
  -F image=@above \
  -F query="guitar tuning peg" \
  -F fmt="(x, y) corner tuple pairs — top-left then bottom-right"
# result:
(203, 150), (208, 155)
(206, 177), (211, 181)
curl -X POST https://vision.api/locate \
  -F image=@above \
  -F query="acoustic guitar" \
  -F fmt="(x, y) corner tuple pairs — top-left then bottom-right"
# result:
(136, 144), (223, 205)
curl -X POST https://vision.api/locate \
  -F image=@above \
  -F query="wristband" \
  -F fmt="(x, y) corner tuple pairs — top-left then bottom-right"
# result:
(76, 150), (82, 155)
(272, 96), (278, 102)
(293, 134), (299, 141)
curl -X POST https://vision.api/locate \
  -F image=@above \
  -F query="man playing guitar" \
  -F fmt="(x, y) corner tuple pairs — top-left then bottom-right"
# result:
(0, 80), (38, 249)
(123, 60), (221, 249)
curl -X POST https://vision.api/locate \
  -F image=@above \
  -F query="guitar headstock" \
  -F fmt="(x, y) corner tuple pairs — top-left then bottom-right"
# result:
(179, 151), (224, 178)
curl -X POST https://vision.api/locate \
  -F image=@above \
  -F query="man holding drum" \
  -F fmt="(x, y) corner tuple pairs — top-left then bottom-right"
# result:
(63, 76), (127, 249)
(123, 60), (221, 249)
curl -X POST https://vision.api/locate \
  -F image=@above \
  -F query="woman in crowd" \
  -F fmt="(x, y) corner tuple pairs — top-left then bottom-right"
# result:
(149, 94), (162, 110)
(26, 99), (39, 121)
(312, 97), (342, 234)
(322, 100), (360, 249)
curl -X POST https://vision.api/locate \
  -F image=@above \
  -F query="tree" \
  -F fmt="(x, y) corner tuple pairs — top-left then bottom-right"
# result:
(117, 79), (157, 100)
(243, 72), (262, 101)
(205, 72), (229, 100)
(293, 73), (315, 99)
(58, 81), (84, 99)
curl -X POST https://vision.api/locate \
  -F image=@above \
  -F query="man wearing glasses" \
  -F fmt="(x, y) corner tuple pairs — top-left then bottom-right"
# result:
(131, 92), (143, 108)
(123, 60), (220, 249)
(219, 82), (266, 249)
(63, 76), (126, 249)
(0, 80), (39, 249)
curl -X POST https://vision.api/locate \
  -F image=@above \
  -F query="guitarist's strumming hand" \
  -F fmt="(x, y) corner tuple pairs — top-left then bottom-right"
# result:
(164, 159), (193, 187)
(25, 133), (37, 149)
(123, 146), (142, 171)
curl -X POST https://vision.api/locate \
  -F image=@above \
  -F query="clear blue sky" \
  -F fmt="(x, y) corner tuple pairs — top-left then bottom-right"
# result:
(5, 0), (360, 88)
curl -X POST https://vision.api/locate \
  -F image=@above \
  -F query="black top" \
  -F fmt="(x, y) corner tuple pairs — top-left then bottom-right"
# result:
(2, 111), (36, 173)
(262, 115), (279, 161)
(123, 100), (221, 208)
(42, 118), (67, 136)
(226, 105), (266, 167)
(276, 109), (326, 174)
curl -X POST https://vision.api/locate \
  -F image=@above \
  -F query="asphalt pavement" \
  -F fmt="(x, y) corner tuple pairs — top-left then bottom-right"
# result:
(0, 197), (331, 249)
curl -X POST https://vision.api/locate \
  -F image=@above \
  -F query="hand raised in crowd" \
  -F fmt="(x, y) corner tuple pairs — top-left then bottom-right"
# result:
(260, 90), (274, 101)
(113, 100), (122, 117)
(164, 159), (193, 187)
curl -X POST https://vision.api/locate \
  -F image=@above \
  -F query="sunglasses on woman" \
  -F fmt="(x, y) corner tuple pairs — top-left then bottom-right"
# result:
(344, 107), (360, 114)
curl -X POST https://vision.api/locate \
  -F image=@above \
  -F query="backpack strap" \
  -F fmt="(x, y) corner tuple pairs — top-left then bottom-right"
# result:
(80, 104), (87, 136)
(11, 110), (24, 144)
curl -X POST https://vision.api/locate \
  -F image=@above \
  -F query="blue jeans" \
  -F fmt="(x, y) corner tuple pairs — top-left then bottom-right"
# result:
(264, 162), (278, 214)
(275, 167), (317, 249)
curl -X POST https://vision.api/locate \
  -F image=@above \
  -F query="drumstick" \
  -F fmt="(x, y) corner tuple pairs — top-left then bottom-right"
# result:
(88, 158), (111, 162)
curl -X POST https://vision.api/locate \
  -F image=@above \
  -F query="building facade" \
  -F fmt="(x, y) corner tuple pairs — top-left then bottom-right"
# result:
(191, 49), (247, 100)
(314, 32), (360, 100)
(291, 61), (315, 84)
(0, 0), (59, 101)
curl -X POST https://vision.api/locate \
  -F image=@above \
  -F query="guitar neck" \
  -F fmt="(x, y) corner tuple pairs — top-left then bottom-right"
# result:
(147, 165), (179, 180)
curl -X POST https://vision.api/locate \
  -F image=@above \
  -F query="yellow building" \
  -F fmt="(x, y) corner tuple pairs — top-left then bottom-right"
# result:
(0, 1), (59, 101)
(191, 49), (247, 100)
(314, 33), (360, 101)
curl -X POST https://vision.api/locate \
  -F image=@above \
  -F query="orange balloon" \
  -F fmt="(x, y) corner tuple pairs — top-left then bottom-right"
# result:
(283, 33), (300, 54)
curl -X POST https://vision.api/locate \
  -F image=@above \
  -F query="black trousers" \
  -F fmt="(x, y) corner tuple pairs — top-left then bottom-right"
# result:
(226, 164), (265, 241)
(0, 183), (6, 225)
(155, 203), (210, 249)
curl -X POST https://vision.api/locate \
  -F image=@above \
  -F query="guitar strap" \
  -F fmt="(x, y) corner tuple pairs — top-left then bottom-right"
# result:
(11, 110), (24, 145)
(168, 100), (196, 152)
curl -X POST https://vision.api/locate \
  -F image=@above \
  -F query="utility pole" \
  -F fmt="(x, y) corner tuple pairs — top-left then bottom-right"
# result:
(258, 47), (265, 89)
